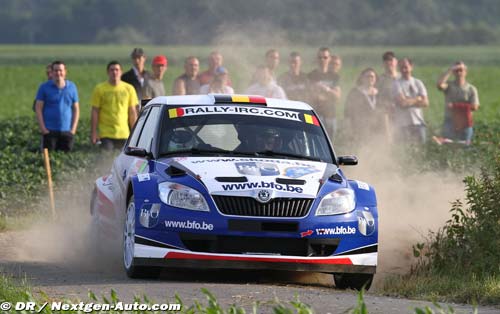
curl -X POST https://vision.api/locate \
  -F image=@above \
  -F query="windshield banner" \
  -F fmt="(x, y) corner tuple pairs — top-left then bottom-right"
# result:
(168, 106), (301, 122)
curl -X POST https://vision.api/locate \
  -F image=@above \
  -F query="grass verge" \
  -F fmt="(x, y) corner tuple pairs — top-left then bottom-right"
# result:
(382, 273), (500, 305)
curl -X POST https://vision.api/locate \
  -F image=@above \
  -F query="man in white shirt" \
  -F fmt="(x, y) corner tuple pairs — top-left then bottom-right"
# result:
(392, 58), (429, 144)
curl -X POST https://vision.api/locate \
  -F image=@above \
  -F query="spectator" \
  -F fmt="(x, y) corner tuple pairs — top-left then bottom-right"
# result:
(265, 49), (280, 81)
(329, 54), (342, 77)
(344, 68), (384, 143)
(45, 62), (53, 80)
(277, 51), (310, 103)
(435, 61), (479, 145)
(143, 55), (168, 99)
(308, 47), (341, 137)
(199, 66), (234, 94)
(393, 58), (429, 144)
(376, 51), (400, 141)
(91, 61), (138, 150)
(122, 48), (149, 100)
(199, 51), (232, 86)
(33, 62), (55, 112)
(172, 56), (201, 95)
(245, 66), (286, 99)
(34, 61), (80, 152)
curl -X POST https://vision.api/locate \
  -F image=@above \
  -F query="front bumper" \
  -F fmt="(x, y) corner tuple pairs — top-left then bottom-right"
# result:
(134, 244), (377, 274)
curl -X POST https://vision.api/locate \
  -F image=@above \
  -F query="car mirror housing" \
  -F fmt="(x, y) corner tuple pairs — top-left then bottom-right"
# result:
(337, 155), (358, 166)
(124, 146), (151, 158)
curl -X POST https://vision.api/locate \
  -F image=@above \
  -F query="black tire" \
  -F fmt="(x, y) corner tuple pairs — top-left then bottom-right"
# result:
(333, 273), (374, 291)
(123, 195), (161, 279)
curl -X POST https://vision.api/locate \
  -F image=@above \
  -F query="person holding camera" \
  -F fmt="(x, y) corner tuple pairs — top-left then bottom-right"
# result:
(435, 61), (479, 145)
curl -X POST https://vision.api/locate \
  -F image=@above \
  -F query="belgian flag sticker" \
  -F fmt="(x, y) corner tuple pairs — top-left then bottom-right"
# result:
(303, 114), (320, 126)
(168, 108), (185, 118)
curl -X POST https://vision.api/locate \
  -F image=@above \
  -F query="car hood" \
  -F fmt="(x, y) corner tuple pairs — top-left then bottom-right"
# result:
(170, 157), (329, 198)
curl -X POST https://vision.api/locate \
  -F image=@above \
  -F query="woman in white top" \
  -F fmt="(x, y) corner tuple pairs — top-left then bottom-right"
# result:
(199, 66), (234, 94)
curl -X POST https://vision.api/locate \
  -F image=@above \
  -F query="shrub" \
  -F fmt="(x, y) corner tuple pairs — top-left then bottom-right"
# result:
(416, 157), (500, 277)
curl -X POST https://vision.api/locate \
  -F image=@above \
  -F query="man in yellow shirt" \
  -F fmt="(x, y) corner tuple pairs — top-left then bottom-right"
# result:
(91, 61), (138, 150)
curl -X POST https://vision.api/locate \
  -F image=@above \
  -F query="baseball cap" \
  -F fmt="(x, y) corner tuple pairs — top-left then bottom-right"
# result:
(152, 55), (168, 66)
(382, 51), (396, 61)
(131, 48), (145, 58)
(215, 66), (228, 75)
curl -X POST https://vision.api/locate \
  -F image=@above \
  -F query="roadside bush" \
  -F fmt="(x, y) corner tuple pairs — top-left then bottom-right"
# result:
(422, 158), (500, 276)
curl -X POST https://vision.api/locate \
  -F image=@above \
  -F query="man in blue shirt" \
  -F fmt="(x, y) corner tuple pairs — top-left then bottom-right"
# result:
(35, 61), (80, 152)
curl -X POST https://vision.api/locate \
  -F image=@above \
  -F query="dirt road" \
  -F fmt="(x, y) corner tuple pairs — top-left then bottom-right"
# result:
(1, 155), (498, 313)
(1, 230), (498, 314)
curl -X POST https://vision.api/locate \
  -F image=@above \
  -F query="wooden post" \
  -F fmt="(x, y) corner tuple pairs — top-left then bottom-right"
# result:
(384, 113), (393, 144)
(43, 148), (56, 218)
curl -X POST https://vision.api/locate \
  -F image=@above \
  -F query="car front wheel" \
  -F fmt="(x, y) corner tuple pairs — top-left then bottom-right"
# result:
(123, 195), (161, 279)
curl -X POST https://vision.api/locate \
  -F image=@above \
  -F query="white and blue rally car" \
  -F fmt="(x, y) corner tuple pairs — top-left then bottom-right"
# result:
(90, 94), (378, 290)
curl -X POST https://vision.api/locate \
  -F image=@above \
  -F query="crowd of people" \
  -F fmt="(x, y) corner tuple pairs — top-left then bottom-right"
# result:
(34, 47), (480, 152)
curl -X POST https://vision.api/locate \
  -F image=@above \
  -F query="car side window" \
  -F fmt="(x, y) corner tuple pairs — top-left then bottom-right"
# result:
(128, 108), (149, 147)
(137, 106), (161, 151)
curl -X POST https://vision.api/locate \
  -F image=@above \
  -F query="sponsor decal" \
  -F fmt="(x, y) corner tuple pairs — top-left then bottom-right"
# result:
(164, 220), (214, 231)
(316, 226), (356, 235)
(256, 189), (272, 203)
(167, 106), (301, 122)
(235, 162), (279, 176)
(283, 166), (320, 178)
(221, 181), (303, 193)
(137, 173), (150, 182)
(189, 157), (315, 168)
(303, 114), (320, 126)
(356, 181), (370, 191)
(139, 203), (161, 228)
(357, 210), (375, 236)
(128, 159), (148, 178)
(300, 229), (314, 238)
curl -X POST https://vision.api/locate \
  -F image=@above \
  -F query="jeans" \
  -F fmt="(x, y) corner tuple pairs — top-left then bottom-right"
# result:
(396, 125), (426, 144)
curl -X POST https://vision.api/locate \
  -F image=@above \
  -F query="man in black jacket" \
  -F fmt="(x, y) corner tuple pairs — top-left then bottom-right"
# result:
(121, 47), (149, 102)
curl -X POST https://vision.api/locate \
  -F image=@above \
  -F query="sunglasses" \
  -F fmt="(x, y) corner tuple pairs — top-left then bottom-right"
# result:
(318, 56), (329, 60)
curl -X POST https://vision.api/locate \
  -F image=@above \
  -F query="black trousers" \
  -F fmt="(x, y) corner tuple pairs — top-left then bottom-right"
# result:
(42, 131), (74, 152)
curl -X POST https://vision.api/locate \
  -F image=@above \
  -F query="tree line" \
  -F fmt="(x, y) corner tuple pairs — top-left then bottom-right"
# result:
(1, 0), (500, 45)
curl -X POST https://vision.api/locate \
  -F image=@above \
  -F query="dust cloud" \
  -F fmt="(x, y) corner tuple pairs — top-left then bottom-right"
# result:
(340, 135), (465, 288)
(5, 156), (120, 273)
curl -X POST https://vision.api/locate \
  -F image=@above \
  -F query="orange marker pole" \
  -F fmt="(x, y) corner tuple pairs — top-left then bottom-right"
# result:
(43, 148), (56, 218)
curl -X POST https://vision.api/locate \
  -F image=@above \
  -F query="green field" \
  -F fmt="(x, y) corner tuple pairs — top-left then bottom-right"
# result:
(1, 45), (499, 128)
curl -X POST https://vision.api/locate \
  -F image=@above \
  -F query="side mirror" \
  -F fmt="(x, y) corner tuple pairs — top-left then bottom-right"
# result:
(337, 155), (358, 166)
(124, 146), (151, 158)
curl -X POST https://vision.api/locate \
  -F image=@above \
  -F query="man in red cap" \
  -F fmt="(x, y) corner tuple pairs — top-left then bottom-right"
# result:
(143, 55), (168, 99)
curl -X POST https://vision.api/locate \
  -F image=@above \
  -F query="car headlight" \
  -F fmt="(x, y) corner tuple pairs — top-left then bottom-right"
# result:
(158, 182), (209, 212)
(316, 188), (355, 216)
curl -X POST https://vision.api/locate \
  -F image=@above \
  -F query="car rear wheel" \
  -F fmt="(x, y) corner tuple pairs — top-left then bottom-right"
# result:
(333, 273), (373, 291)
(123, 195), (161, 279)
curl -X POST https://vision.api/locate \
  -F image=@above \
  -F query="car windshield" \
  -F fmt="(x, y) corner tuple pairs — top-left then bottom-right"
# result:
(158, 104), (334, 163)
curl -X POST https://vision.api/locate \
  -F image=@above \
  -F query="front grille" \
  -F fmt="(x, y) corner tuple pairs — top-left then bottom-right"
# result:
(212, 195), (314, 217)
(180, 233), (339, 257)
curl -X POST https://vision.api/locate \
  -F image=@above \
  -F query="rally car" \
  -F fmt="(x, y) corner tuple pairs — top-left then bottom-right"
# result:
(90, 94), (378, 290)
